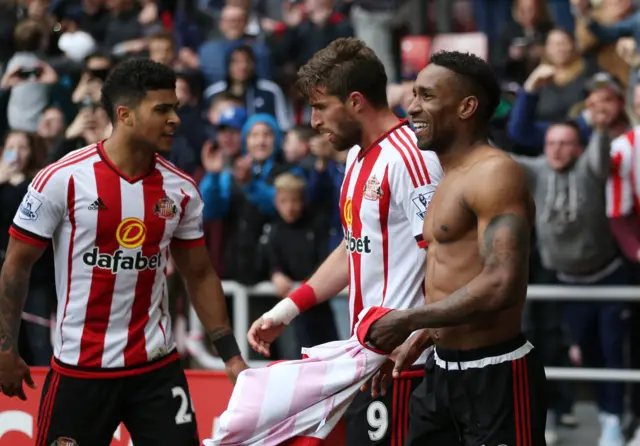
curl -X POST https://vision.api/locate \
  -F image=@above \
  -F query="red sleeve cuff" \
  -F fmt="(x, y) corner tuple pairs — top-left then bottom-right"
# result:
(9, 225), (49, 248)
(171, 236), (205, 249)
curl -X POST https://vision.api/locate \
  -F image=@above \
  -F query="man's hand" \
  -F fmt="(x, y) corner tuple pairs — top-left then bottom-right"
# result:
(233, 156), (252, 185)
(0, 351), (36, 400)
(272, 272), (293, 298)
(248, 317), (286, 358)
(201, 141), (224, 173)
(37, 62), (58, 85)
(523, 64), (556, 92)
(366, 311), (412, 353)
(0, 66), (25, 90)
(361, 331), (430, 397)
(224, 357), (249, 385)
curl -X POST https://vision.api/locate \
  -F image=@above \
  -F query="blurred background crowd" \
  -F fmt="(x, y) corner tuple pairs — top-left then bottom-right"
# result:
(2, 0), (640, 444)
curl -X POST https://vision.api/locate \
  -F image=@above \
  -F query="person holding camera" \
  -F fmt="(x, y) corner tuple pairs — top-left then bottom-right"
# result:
(1, 19), (58, 133)
(71, 52), (113, 105)
(48, 103), (112, 162)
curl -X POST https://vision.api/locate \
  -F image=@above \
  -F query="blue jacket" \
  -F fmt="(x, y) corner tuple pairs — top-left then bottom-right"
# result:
(306, 160), (346, 251)
(507, 90), (592, 153)
(199, 113), (303, 283)
(204, 79), (291, 130)
(197, 38), (272, 84)
(200, 113), (302, 221)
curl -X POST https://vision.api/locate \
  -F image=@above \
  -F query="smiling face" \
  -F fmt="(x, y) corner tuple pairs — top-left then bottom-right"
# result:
(407, 65), (471, 153)
(308, 88), (362, 151)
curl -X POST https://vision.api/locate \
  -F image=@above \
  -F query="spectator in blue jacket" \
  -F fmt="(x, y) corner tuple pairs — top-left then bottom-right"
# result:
(197, 5), (272, 84)
(204, 45), (290, 130)
(199, 113), (301, 284)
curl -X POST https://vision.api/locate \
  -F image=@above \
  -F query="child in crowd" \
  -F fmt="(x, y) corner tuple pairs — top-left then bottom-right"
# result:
(283, 124), (316, 173)
(268, 173), (338, 351)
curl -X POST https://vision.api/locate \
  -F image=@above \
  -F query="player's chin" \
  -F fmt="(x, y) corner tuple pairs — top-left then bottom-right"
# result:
(415, 135), (433, 151)
(156, 136), (174, 152)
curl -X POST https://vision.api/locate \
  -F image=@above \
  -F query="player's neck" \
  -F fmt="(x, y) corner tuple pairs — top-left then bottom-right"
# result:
(438, 136), (487, 173)
(102, 133), (156, 179)
(360, 109), (401, 149)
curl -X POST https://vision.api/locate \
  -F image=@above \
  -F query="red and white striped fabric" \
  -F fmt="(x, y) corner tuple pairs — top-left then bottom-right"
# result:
(10, 141), (204, 376)
(607, 127), (640, 218)
(340, 120), (443, 333)
(205, 307), (394, 446)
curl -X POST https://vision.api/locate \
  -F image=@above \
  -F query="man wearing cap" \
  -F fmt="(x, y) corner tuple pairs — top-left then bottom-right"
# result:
(511, 72), (631, 446)
(206, 105), (248, 170)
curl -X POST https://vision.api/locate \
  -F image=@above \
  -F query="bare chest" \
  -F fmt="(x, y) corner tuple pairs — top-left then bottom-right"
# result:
(423, 177), (476, 245)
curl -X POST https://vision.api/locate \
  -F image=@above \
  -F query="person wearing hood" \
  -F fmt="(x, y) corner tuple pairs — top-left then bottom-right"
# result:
(204, 45), (291, 131)
(199, 113), (302, 285)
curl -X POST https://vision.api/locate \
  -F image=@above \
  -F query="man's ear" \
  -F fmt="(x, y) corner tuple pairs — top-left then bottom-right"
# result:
(116, 105), (134, 126)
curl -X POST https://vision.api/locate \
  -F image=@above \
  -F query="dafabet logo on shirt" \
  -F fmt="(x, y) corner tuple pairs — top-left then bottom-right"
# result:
(82, 218), (162, 273)
(116, 218), (147, 249)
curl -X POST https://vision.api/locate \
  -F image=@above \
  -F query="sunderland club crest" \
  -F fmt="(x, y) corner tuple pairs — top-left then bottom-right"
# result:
(363, 175), (383, 201)
(153, 195), (178, 219)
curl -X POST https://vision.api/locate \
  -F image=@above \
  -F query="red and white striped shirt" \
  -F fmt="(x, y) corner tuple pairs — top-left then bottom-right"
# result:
(607, 127), (640, 218)
(10, 142), (204, 376)
(340, 120), (443, 333)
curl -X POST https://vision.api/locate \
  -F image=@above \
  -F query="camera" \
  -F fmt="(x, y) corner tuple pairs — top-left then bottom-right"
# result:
(17, 67), (43, 79)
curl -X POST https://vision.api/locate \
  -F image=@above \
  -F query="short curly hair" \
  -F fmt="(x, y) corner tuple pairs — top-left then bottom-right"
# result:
(429, 51), (501, 123)
(101, 58), (177, 123)
(296, 37), (388, 108)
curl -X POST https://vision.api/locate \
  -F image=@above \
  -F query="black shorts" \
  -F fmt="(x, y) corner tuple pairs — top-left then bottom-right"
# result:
(344, 368), (424, 446)
(36, 357), (199, 446)
(406, 334), (548, 446)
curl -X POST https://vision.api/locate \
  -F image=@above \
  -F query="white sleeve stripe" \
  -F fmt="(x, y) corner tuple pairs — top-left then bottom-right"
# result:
(156, 157), (201, 197)
(257, 80), (291, 130)
(203, 81), (228, 100)
(32, 145), (97, 191)
(32, 146), (98, 193)
(398, 126), (432, 184)
(387, 132), (423, 187)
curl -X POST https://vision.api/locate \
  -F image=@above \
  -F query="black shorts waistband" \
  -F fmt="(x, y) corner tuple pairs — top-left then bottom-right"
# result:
(435, 334), (528, 362)
(52, 349), (179, 379)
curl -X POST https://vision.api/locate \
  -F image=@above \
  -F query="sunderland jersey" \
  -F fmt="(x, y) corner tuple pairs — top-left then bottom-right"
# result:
(10, 142), (204, 374)
(339, 120), (443, 332)
(607, 127), (640, 218)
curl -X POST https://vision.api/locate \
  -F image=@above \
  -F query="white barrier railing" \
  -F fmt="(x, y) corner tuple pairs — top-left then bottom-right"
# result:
(186, 282), (640, 380)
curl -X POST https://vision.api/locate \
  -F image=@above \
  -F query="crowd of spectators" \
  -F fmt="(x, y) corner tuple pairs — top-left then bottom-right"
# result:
(2, 0), (640, 444)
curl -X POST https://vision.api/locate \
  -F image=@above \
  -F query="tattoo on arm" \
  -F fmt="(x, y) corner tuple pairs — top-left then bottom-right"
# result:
(206, 327), (233, 343)
(0, 270), (29, 353)
(480, 213), (529, 274)
(407, 213), (530, 330)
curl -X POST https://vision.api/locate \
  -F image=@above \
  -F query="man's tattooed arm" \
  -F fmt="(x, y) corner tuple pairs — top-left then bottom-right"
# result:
(406, 212), (530, 331)
(0, 262), (31, 353)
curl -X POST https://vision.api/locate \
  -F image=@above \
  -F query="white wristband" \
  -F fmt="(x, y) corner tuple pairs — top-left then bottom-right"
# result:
(262, 298), (300, 325)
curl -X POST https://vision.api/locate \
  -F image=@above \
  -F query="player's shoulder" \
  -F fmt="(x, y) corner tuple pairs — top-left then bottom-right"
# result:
(154, 155), (202, 198)
(378, 124), (443, 182)
(471, 148), (528, 190)
(31, 143), (99, 195)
